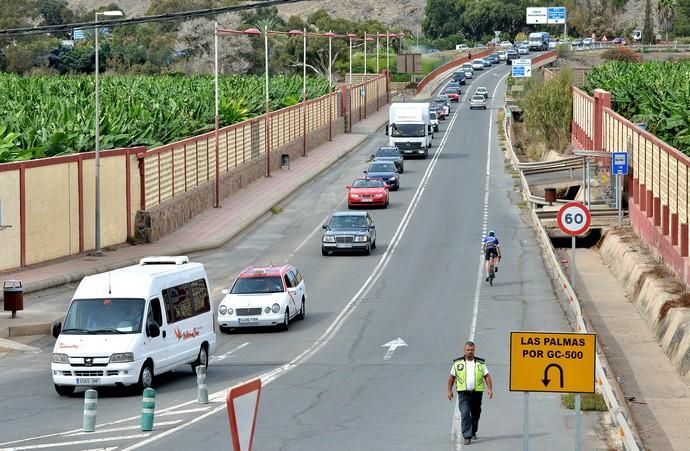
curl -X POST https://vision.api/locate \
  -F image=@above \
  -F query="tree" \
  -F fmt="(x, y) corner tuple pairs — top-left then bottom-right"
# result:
(423, 0), (464, 39)
(672, 0), (690, 36)
(657, 0), (676, 41)
(642, 0), (656, 44)
(4, 35), (60, 74)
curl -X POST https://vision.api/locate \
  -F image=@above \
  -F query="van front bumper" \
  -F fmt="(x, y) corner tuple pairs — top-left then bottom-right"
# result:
(51, 361), (142, 387)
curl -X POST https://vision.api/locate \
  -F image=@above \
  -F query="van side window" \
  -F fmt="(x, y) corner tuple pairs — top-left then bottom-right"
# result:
(162, 278), (209, 323)
(190, 279), (210, 314)
(148, 298), (163, 326)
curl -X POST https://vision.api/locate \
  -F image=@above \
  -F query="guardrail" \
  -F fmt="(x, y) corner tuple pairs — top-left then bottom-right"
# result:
(415, 49), (494, 95)
(504, 109), (642, 450)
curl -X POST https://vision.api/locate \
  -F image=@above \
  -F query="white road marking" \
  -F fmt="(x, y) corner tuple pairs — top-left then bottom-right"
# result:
(64, 421), (182, 437)
(0, 434), (149, 450)
(381, 338), (408, 360)
(284, 213), (332, 262)
(157, 407), (214, 416)
(210, 342), (249, 364)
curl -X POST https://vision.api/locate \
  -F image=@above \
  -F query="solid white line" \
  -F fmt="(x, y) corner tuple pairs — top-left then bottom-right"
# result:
(156, 407), (213, 417)
(64, 421), (182, 437)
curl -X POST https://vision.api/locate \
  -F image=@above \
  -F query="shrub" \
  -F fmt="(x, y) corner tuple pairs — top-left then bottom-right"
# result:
(601, 46), (641, 62)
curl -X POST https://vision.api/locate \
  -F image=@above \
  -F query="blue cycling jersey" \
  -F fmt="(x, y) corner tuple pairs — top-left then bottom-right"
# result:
(483, 236), (499, 247)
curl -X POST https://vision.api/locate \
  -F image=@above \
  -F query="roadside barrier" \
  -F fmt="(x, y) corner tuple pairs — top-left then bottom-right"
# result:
(196, 366), (209, 404)
(141, 388), (156, 431)
(83, 389), (97, 432)
(503, 109), (642, 450)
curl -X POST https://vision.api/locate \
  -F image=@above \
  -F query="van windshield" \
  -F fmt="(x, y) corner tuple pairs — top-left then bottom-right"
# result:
(391, 124), (426, 137)
(62, 298), (145, 334)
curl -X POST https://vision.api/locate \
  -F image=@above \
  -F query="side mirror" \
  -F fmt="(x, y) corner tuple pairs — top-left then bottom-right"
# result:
(396, 168), (402, 173)
(51, 321), (62, 338)
(363, 170), (368, 174)
(147, 321), (160, 338)
(369, 225), (376, 229)
(384, 185), (390, 190)
(322, 224), (328, 229)
(346, 185), (351, 190)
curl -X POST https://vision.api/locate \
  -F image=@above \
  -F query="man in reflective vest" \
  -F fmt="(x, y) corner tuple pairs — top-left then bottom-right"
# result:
(447, 341), (493, 445)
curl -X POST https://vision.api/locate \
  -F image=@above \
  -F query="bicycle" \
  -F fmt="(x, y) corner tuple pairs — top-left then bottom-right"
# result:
(486, 257), (500, 287)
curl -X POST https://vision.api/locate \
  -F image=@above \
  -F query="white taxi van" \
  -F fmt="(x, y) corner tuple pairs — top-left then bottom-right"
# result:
(51, 256), (216, 396)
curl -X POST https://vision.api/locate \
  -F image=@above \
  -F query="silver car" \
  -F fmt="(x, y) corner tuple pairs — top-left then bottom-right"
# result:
(322, 211), (376, 255)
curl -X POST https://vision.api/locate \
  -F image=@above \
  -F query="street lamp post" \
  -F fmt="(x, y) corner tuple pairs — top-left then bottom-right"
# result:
(213, 22), (220, 208)
(324, 31), (335, 87)
(376, 33), (380, 73)
(93, 9), (122, 256)
(364, 31), (368, 75)
(288, 28), (308, 157)
(347, 33), (356, 84)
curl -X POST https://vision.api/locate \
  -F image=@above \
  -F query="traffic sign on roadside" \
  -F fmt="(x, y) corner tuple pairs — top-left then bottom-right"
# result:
(612, 151), (628, 175)
(547, 7), (567, 24)
(512, 59), (532, 78)
(226, 378), (262, 451)
(509, 331), (596, 393)
(526, 7), (548, 24)
(556, 202), (591, 236)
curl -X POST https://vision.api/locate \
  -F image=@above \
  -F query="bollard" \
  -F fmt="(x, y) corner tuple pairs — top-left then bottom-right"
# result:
(140, 388), (156, 431)
(83, 389), (98, 432)
(196, 365), (208, 404)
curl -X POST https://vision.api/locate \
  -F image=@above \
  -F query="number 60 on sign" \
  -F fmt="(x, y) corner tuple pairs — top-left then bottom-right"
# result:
(556, 202), (591, 236)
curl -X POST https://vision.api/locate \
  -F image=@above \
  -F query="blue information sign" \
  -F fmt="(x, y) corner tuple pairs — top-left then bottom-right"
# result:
(547, 7), (567, 24)
(612, 152), (628, 175)
(512, 66), (525, 77)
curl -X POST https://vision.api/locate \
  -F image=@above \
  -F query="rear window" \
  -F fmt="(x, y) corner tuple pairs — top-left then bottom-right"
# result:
(231, 276), (284, 294)
(368, 163), (395, 172)
(376, 148), (400, 157)
(352, 179), (385, 188)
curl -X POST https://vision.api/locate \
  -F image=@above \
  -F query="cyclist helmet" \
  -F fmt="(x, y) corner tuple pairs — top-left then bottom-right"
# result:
(488, 230), (495, 237)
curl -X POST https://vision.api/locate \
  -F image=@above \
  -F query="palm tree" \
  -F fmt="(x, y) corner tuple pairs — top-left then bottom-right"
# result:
(657, 0), (677, 42)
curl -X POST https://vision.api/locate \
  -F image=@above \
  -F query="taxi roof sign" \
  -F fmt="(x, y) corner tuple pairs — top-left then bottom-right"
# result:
(510, 331), (596, 393)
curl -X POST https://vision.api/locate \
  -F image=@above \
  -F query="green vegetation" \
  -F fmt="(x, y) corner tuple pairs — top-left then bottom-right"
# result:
(561, 393), (608, 411)
(520, 68), (574, 154)
(0, 74), (330, 162)
(584, 61), (690, 154)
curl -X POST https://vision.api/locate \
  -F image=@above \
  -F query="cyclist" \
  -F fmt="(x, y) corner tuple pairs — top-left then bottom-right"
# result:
(482, 230), (501, 281)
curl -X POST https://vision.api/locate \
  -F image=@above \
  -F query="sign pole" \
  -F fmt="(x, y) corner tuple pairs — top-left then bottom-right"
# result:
(571, 235), (576, 286)
(523, 392), (530, 451)
(617, 173), (623, 225)
(575, 393), (582, 451)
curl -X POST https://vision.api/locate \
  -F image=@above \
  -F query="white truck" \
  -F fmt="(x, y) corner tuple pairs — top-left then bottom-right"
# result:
(528, 32), (550, 51)
(387, 102), (432, 158)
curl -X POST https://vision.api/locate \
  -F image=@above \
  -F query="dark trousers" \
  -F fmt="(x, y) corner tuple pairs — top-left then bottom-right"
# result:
(457, 390), (483, 439)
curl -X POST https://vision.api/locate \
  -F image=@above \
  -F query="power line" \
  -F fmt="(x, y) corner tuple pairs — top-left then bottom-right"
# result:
(0, 0), (312, 38)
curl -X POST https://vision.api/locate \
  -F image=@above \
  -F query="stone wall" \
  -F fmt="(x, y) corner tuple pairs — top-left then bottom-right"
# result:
(135, 118), (344, 243)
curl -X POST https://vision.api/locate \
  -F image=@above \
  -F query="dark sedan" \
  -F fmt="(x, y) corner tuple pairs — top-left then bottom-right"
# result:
(372, 146), (404, 173)
(321, 211), (376, 255)
(365, 161), (399, 190)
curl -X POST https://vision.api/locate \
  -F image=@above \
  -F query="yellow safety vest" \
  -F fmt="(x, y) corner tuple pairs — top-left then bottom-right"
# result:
(453, 357), (486, 392)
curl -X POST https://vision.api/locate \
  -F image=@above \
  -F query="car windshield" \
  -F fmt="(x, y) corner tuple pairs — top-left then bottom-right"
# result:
(62, 298), (145, 334)
(391, 123), (426, 137)
(472, 96), (485, 101)
(368, 163), (396, 172)
(231, 276), (284, 294)
(352, 179), (384, 188)
(329, 215), (368, 229)
(376, 148), (400, 157)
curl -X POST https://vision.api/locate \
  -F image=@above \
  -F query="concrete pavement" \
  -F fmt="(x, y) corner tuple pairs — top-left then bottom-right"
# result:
(0, 108), (390, 347)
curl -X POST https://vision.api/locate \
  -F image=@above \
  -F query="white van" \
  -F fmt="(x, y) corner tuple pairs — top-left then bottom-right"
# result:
(51, 256), (216, 396)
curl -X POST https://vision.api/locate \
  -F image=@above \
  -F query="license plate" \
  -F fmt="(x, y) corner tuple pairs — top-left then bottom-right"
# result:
(403, 150), (413, 153)
(362, 198), (372, 202)
(76, 378), (100, 385)
(338, 243), (353, 248)
(238, 317), (259, 324)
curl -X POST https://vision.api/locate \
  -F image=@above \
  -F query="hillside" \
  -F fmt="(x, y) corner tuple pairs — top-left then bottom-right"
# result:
(66, 0), (426, 28)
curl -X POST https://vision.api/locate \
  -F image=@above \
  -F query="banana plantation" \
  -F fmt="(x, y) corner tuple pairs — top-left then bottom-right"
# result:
(0, 74), (331, 162)
(584, 61), (690, 154)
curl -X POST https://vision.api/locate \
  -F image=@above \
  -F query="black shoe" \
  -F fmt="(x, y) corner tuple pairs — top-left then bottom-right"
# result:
(464, 438), (471, 445)
(485, 276), (489, 282)
(494, 266), (498, 273)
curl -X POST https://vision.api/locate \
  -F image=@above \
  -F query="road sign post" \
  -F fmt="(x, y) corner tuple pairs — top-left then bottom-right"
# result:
(557, 202), (591, 286)
(612, 152), (628, 225)
(510, 331), (596, 451)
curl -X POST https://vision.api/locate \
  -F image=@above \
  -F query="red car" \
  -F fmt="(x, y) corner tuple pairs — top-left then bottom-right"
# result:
(347, 178), (389, 208)
(444, 88), (461, 102)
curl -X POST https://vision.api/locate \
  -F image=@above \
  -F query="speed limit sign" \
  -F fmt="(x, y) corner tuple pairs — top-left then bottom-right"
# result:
(557, 202), (591, 236)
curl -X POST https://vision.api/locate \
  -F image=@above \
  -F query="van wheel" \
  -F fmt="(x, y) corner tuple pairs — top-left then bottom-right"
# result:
(54, 384), (75, 396)
(297, 297), (305, 320)
(191, 345), (208, 373)
(136, 362), (154, 392)
(281, 309), (290, 331)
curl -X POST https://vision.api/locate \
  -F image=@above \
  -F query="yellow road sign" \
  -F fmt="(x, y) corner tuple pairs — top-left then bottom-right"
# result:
(510, 331), (596, 393)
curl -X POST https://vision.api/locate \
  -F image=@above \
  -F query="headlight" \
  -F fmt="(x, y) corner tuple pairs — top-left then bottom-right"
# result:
(323, 235), (335, 243)
(374, 193), (383, 197)
(354, 235), (369, 242)
(110, 352), (134, 363)
(271, 303), (281, 313)
(350, 194), (360, 198)
(52, 353), (69, 364)
(265, 306), (271, 313)
(227, 307), (233, 315)
(219, 305), (227, 315)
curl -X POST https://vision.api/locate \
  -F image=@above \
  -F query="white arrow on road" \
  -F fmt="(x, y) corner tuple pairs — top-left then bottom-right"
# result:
(381, 338), (408, 360)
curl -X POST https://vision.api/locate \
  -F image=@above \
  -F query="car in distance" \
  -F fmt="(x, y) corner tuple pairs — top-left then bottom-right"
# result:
(518, 45), (529, 55)
(347, 178), (389, 208)
(505, 49), (518, 64)
(471, 59), (484, 70)
(365, 161), (400, 190)
(498, 51), (507, 61)
(470, 94), (487, 110)
(433, 96), (450, 116)
(487, 53), (500, 64)
(612, 37), (626, 45)
(217, 265), (306, 332)
(444, 87), (460, 102)
(372, 146), (404, 173)
(429, 111), (439, 131)
(322, 211), (376, 255)
(475, 87), (489, 99)
(464, 69), (473, 79)
(499, 41), (513, 49)
(582, 37), (593, 46)
(462, 62), (474, 73)
(451, 71), (466, 85)
(481, 58), (491, 67)
(430, 105), (445, 121)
